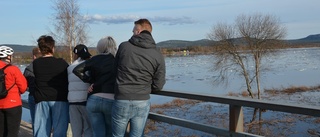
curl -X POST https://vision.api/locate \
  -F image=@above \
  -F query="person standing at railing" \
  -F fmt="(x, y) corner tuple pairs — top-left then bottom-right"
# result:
(23, 47), (42, 133)
(112, 18), (166, 137)
(0, 46), (28, 137)
(67, 44), (93, 137)
(73, 36), (117, 137)
(33, 35), (69, 137)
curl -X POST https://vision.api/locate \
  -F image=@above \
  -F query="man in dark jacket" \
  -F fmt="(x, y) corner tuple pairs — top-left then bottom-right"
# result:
(23, 47), (41, 132)
(112, 18), (166, 137)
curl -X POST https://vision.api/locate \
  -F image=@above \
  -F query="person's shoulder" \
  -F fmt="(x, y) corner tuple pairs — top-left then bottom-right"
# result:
(68, 62), (77, 68)
(89, 54), (106, 63)
(33, 57), (42, 62)
(24, 63), (32, 71)
(5, 64), (21, 73)
(118, 41), (133, 51)
(119, 41), (131, 47)
(88, 55), (100, 61)
(26, 62), (33, 68)
(67, 61), (79, 72)
(151, 50), (165, 61)
(120, 40), (130, 44)
(70, 59), (83, 66)
(56, 57), (67, 61)
(56, 57), (69, 64)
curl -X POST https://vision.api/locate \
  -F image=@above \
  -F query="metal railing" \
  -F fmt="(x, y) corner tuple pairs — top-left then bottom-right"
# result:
(22, 90), (320, 137)
(149, 90), (320, 136)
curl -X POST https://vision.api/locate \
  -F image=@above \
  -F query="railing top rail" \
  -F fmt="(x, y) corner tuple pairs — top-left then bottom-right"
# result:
(153, 90), (320, 117)
(23, 90), (320, 117)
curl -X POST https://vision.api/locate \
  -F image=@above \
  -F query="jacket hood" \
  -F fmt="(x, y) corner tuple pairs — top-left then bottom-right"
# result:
(129, 31), (156, 49)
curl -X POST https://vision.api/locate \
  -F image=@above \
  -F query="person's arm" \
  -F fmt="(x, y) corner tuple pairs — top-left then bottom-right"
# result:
(14, 66), (27, 94)
(152, 55), (166, 93)
(73, 61), (91, 83)
(23, 65), (34, 88)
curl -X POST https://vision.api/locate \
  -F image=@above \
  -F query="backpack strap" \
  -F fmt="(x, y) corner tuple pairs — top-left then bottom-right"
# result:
(2, 64), (16, 91)
(2, 64), (11, 70)
(7, 83), (15, 91)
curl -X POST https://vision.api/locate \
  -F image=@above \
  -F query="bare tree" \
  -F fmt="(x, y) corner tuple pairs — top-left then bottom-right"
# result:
(207, 13), (287, 99)
(50, 0), (88, 63)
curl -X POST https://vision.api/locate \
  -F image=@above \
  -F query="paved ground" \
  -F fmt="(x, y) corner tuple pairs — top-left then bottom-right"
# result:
(19, 121), (33, 137)
(18, 121), (73, 137)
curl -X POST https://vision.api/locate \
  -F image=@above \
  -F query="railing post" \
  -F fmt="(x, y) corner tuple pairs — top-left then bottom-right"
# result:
(229, 105), (243, 132)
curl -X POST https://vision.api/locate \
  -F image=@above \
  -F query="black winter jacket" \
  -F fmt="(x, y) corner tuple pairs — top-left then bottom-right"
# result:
(73, 54), (116, 96)
(23, 63), (36, 96)
(114, 31), (166, 100)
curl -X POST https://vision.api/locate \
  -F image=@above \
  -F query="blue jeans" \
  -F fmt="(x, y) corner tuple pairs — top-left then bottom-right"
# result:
(86, 95), (114, 137)
(28, 95), (35, 129)
(33, 101), (69, 137)
(112, 99), (150, 137)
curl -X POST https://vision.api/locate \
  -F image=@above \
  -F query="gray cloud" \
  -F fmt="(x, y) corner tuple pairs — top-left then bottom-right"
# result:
(149, 16), (196, 25)
(84, 14), (196, 25)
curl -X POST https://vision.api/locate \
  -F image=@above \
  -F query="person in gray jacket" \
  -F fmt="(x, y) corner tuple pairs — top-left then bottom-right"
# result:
(112, 18), (166, 137)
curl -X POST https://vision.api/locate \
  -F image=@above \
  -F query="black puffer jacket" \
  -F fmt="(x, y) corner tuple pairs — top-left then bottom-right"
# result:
(23, 63), (36, 96)
(114, 31), (166, 100)
(73, 54), (116, 96)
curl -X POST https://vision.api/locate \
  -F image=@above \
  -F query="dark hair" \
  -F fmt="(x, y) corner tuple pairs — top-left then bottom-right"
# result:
(37, 35), (55, 55)
(73, 44), (92, 60)
(134, 18), (152, 33)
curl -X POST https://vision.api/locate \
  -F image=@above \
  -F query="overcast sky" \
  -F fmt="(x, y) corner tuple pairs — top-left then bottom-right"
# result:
(1, 0), (319, 46)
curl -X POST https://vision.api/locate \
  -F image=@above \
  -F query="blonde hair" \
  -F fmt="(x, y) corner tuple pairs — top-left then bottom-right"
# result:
(96, 36), (117, 56)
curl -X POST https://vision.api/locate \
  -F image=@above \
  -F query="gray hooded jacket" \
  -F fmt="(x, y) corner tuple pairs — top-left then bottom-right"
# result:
(114, 31), (166, 100)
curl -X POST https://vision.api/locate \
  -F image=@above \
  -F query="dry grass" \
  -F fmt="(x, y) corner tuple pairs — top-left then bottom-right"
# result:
(314, 118), (320, 123)
(227, 92), (239, 97)
(244, 115), (300, 136)
(228, 90), (258, 98)
(227, 85), (320, 97)
(144, 120), (158, 134)
(241, 91), (250, 97)
(151, 99), (201, 110)
(264, 89), (278, 95)
(160, 43), (320, 56)
(265, 85), (320, 95)
(282, 86), (310, 94)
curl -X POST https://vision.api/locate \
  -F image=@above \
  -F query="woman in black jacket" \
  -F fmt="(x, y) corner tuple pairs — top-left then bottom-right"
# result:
(73, 36), (117, 137)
